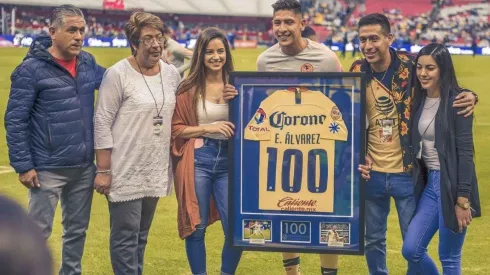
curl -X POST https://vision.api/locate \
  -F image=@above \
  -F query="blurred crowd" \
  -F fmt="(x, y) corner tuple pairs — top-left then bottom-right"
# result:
(307, 0), (488, 47)
(1, 0), (488, 47)
(425, 8), (489, 46)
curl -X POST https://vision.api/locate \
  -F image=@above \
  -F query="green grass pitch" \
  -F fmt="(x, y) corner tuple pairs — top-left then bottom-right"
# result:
(0, 47), (489, 274)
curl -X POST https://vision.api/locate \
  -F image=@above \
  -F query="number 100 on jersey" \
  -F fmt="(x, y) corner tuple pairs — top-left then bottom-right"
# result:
(230, 72), (366, 254)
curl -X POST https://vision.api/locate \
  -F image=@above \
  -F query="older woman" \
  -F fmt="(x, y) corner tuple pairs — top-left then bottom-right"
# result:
(93, 12), (180, 275)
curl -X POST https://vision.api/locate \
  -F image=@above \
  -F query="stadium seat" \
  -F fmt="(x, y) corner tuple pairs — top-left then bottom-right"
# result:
(361, 0), (433, 16)
(122, 0), (172, 13)
(0, 0), (101, 9)
(439, 3), (490, 17)
(1, 0), (279, 17)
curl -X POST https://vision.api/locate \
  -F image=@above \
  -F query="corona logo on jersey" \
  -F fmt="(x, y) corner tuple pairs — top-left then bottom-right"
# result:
(269, 111), (327, 130)
(244, 89), (348, 213)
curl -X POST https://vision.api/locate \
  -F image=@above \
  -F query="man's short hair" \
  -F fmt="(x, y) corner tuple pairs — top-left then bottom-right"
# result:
(50, 4), (84, 28)
(272, 0), (302, 15)
(358, 13), (391, 35)
(301, 26), (316, 38)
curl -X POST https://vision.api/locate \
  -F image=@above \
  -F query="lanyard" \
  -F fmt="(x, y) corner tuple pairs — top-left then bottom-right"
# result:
(136, 59), (165, 117)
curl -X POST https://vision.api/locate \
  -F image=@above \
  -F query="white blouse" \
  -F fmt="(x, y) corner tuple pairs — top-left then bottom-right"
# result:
(94, 59), (181, 202)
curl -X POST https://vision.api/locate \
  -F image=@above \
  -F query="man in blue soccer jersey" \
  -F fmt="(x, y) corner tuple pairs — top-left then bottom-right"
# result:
(256, 1), (343, 274)
(351, 13), (478, 275)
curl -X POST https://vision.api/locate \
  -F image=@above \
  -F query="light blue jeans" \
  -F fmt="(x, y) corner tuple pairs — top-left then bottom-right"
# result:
(365, 171), (417, 275)
(402, 170), (467, 275)
(185, 137), (242, 275)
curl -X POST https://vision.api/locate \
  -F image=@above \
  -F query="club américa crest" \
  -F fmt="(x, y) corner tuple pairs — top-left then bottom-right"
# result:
(301, 63), (314, 72)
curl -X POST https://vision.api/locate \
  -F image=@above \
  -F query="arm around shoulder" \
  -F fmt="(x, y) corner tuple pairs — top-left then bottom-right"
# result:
(95, 64), (106, 90)
(84, 51), (106, 90)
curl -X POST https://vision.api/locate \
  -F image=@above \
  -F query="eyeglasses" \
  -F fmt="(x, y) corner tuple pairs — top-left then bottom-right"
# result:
(139, 35), (166, 47)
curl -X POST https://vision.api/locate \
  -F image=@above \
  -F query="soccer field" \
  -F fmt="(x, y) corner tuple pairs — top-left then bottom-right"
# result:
(0, 47), (489, 275)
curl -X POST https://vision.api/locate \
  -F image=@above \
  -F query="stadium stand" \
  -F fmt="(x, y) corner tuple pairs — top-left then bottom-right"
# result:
(0, 0), (279, 16)
(0, 0), (100, 10)
(0, 0), (488, 49)
(424, 2), (489, 46)
(360, 0), (434, 16)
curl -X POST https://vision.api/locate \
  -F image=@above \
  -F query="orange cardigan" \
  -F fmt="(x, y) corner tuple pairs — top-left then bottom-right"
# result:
(171, 89), (220, 239)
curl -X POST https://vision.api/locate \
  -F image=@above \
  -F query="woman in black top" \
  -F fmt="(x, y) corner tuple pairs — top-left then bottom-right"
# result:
(402, 43), (481, 275)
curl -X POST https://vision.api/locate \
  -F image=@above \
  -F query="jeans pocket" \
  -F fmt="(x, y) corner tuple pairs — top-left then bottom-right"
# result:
(194, 146), (210, 166)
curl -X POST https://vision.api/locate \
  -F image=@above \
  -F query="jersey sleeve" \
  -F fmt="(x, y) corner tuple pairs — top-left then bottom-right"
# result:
(322, 103), (348, 141)
(310, 92), (348, 141)
(244, 103), (272, 141)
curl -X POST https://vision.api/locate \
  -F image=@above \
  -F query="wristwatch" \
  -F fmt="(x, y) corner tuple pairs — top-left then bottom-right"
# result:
(456, 201), (470, 210)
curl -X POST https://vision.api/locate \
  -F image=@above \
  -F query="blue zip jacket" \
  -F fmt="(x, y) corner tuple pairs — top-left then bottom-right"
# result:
(5, 36), (105, 173)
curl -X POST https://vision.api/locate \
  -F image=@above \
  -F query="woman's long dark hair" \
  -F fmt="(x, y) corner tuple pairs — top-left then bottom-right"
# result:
(177, 27), (234, 111)
(412, 43), (461, 137)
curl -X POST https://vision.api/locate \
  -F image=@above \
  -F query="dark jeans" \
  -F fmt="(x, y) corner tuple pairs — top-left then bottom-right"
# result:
(365, 171), (417, 275)
(185, 138), (242, 275)
(402, 171), (466, 275)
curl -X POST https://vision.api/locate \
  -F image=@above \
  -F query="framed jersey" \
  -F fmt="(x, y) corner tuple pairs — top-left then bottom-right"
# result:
(229, 72), (366, 254)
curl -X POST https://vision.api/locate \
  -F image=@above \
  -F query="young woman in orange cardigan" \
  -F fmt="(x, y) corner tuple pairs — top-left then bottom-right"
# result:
(171, 27), (242, 275)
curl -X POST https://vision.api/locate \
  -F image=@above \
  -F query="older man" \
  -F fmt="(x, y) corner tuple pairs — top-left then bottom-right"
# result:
(4, 5), (105, 275)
